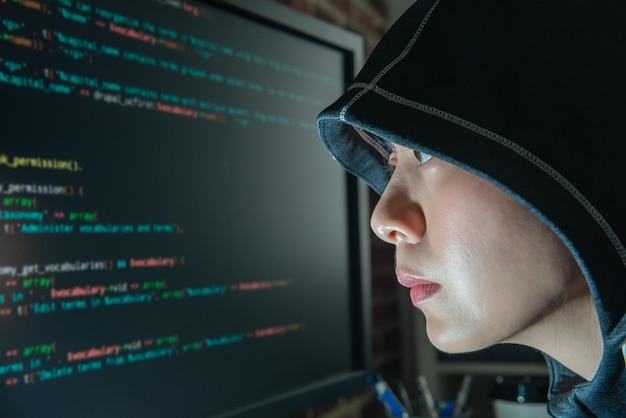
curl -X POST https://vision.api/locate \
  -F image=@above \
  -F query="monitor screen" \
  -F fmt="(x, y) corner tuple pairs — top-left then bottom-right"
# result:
(0, 1), (370, 417)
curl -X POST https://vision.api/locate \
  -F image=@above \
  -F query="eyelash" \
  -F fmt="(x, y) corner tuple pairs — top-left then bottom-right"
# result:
(414, 150), (433, 165)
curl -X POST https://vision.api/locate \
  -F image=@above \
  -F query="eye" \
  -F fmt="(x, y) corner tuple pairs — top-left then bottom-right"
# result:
(414, 150), (433, 165)
(386, 151), (397, 174)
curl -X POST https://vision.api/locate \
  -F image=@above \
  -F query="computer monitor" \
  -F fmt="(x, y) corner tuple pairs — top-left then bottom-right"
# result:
(0, 1), (371, 417)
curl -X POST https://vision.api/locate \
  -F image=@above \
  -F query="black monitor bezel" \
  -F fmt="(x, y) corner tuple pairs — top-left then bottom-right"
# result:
(201, 1), (372, 417)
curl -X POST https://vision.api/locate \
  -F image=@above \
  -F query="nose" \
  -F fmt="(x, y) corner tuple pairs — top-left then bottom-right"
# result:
(370, 182), (426, 245)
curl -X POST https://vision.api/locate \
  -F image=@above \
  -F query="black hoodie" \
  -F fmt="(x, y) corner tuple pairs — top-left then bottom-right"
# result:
(316, 0), (626, 416)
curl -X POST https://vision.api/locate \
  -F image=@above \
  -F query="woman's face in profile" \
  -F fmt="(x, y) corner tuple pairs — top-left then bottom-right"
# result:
(370, 144), (587, 353)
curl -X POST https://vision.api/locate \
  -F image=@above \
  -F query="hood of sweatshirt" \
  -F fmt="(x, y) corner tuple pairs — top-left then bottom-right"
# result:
(316, 0), (626, 415)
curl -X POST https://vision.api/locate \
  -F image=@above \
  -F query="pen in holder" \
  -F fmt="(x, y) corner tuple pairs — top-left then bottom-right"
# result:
(370, 374), (473, 418)
(414, 374), (473, 418)
(368, 374), (410, 418)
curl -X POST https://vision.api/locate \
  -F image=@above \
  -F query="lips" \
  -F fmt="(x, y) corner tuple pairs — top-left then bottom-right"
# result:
(396, 271), (441, 305)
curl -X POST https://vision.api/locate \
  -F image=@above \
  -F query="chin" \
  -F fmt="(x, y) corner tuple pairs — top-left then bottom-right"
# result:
(426, 322), (495, 354)
(429, 338), (487, 355)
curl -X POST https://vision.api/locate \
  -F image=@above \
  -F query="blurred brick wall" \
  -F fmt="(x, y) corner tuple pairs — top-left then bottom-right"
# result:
(274, 0), (388, 56)
(272, 1), (405, 417)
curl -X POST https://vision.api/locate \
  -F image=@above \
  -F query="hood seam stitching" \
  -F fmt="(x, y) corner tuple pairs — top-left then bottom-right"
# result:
(353, 126), (390, 160)
(339, 0), (442, 123)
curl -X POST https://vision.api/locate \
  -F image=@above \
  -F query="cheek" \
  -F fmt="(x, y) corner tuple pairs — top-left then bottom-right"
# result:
(423, 208), (512, 351)
(430, 182), (506, 285)
(423, 177), (578, 352)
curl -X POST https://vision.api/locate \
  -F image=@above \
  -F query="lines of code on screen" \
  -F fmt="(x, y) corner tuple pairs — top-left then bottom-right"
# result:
(0, 1), (353, 417)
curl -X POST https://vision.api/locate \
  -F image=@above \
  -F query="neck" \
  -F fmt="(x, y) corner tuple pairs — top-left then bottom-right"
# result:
(506, 286), (603, 381)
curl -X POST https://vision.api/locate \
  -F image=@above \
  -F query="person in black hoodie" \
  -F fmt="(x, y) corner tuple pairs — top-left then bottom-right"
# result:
(316, 0), (626, 416)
